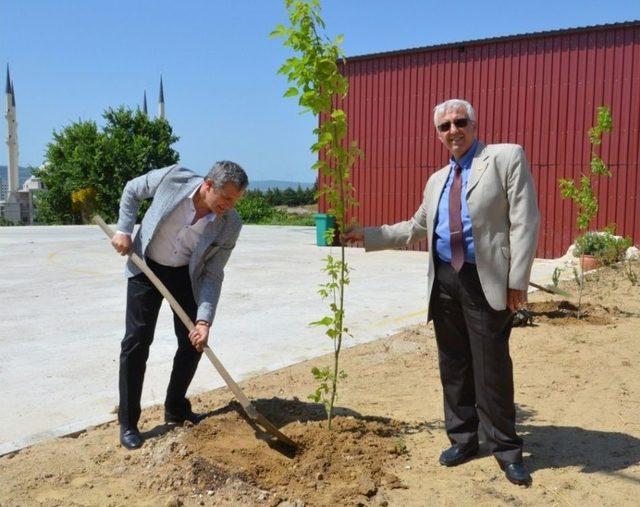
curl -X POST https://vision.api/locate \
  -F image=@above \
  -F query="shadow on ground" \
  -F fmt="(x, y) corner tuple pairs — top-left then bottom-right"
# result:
(250, 396), (440, 433)
(522, 424), (640, 479)
(515, 403), (640, 478)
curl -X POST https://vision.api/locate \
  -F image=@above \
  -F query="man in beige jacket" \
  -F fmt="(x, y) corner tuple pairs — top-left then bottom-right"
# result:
(343, 99), (539, 486)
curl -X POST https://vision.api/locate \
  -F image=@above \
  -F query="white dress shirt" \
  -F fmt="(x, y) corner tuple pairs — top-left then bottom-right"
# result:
(144, 185), (216, 267)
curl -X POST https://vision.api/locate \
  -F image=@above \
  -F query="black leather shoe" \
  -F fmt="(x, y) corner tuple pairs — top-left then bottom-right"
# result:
(439, 444), (479, 467)
(164, 409), (205, 425)
(502, 462), (532, 486)
(120, 428), (143, 450)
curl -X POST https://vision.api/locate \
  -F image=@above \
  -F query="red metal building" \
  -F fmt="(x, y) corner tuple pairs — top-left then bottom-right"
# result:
(320, 21), (640, 258)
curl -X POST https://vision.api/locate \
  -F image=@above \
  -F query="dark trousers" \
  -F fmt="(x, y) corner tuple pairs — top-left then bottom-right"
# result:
(431, 259), (522, 464)
(118, 259), (202, 431)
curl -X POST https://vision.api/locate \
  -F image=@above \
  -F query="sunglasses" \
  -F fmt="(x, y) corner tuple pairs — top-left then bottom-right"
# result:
(437, 118), (471, 132)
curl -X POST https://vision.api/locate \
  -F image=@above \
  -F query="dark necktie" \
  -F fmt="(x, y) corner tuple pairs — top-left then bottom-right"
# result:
(449, 164), (464, 272)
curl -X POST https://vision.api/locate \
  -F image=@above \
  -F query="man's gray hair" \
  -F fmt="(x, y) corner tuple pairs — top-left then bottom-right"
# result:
(206, 160), (249, 190)
(433, 99), (476, 126)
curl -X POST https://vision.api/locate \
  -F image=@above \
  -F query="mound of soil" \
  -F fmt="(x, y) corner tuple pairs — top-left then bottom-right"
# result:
(527, 300), (626, 325)
(136, 400), (410, 506)
(1, 399), (413, 506)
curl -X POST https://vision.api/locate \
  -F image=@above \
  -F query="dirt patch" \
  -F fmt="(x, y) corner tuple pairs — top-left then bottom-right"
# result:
(138, 401), (412, 506)
(0, 400), (416, 507)
(1, 263), (639, 506)
(275, 204), (318, 217)
(524, 263), (640, 326)
(527, 300), (623, 325)
(185, 408), (407, 505)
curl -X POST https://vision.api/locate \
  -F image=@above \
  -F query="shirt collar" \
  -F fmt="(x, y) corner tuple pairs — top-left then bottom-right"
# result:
(188, 182), (216, 223)
(188, 182), (202, 200)
(450, 138), (479, 171)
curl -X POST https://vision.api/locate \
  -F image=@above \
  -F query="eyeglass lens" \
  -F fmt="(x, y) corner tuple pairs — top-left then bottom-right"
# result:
(437, 118), (470, 132)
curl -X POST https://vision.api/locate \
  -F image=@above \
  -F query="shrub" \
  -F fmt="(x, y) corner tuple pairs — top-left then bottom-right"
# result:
(574, 230), (632, 265)
(235, 194), (276, 223)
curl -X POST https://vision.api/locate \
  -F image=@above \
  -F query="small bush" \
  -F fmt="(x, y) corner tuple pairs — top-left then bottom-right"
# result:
(235, 194), (276, 223)
(574, 230), (632, 265)
(235, 194), (314, 225)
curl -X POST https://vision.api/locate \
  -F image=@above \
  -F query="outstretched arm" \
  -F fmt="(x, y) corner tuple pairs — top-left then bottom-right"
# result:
(342, 182), (432, 250)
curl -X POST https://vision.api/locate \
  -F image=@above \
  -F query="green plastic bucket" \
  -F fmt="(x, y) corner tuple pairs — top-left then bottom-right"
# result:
(314, 213), (336, 246)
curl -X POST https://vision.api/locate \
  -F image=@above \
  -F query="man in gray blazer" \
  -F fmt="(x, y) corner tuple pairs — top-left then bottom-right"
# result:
(343, 99), (539, 486)
(110, 160), (247, 450)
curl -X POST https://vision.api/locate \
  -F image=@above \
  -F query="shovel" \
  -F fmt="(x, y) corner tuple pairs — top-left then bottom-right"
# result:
(528, 281), (571, 298)
(94, 215), (296, 448)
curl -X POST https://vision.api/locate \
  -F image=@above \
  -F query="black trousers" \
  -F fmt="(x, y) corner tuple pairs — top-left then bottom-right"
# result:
(431, 259), (522, 464)
(118, 259), (202, 431)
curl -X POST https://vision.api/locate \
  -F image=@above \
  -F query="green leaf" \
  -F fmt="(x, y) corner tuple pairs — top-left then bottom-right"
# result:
(326, 328), (338, 338)
(310, 316), (333, 327)
(317, 59), (336, 76)
(269, 24), (288, 38)
(283, 87), (299, 98)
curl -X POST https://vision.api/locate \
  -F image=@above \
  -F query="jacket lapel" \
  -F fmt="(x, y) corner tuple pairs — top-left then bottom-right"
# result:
(199, 214), (227, 256)
(429, 169), (449, 224)
(466, 142), (489, 197)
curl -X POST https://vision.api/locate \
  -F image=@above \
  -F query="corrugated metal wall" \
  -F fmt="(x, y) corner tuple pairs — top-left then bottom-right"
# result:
(319, 22), (640, 258)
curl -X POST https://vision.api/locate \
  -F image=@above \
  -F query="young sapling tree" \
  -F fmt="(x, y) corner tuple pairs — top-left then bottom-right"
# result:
(272, 0), (360, 429)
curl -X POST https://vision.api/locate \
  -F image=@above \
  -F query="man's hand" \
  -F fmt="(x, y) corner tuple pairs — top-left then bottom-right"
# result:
(189, 322), (210, 353)
(340, 225), (364, 244)
(111, 232), (132, 256)
(507, 288), (528, 312)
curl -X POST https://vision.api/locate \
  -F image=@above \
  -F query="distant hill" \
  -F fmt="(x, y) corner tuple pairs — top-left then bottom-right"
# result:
(249, 180), (315, 192)
(0, 169), (313, 193)
(0, 166), (32, 186)
(0, 169), (314, 193)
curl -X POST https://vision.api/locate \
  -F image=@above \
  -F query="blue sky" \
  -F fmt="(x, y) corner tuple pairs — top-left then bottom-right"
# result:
(1, 0), (638, 183)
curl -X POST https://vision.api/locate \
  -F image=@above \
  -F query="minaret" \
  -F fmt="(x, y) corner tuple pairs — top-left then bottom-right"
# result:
(158, 76), (165, 119)
(5, 65), (19, 200)
(142, 90), (148, 116)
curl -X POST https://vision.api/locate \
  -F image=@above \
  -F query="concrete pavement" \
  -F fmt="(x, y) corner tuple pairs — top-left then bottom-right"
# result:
(0, 224), (567, 455)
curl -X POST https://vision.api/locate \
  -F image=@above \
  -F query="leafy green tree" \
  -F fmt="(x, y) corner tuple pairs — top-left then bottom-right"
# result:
(282, 187), (297, 205)
(294, 184), (306, 205)
(235, 194), (277, 222)
(36, 107), (179, 224)
(244, 188), (265, 200)
(306, 182), (318, 204)
(266, 187), (283, 205)
(273, 0), (360, 429)
(35, 121), (102, 224)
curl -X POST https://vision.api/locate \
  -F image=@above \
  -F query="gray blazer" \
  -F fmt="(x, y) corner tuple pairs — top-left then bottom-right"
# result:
(116, 164), (242, 324)
(364, 143), (540, 321)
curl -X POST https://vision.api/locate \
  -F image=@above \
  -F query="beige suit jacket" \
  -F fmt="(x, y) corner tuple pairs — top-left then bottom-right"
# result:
(364, 142), (540, 321)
